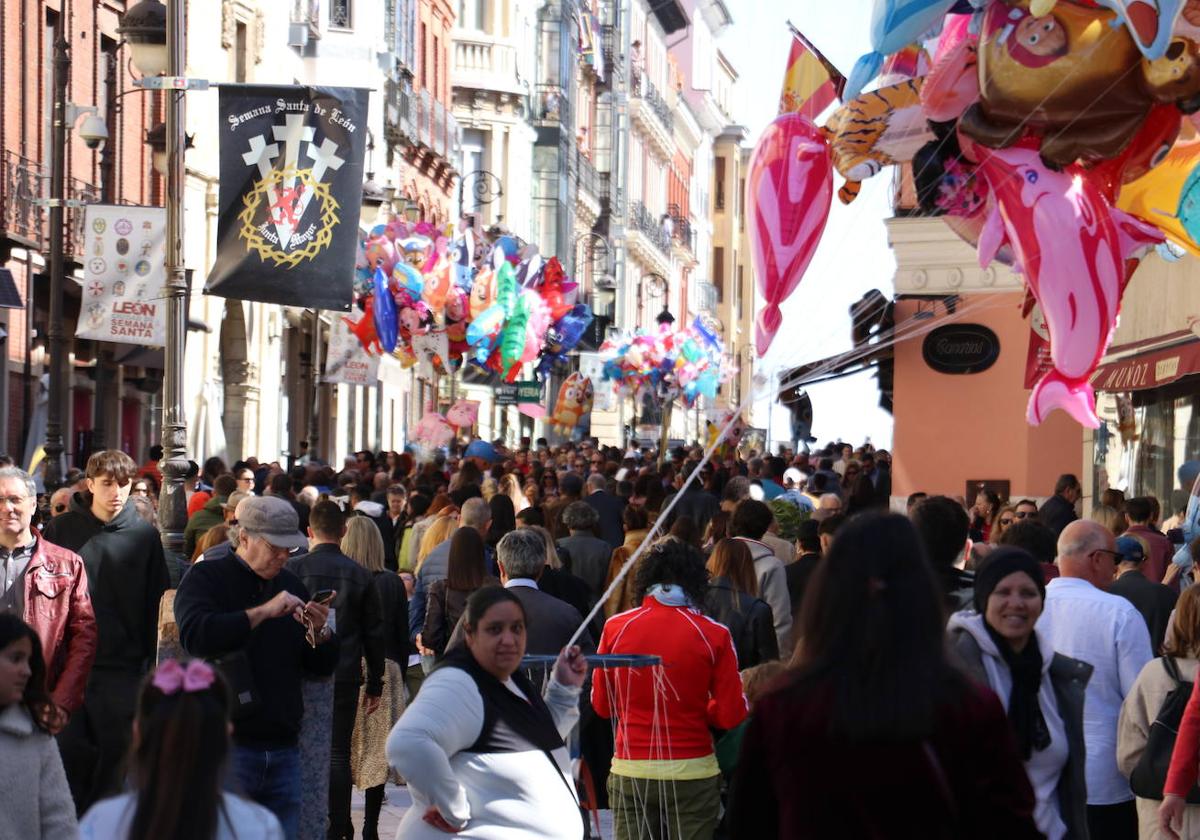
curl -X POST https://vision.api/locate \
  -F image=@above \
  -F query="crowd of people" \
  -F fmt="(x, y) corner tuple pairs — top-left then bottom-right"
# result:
(5, 434), (1200, 838)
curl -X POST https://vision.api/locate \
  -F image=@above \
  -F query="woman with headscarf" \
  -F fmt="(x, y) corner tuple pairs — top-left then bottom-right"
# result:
(948, 547), (1092, 839)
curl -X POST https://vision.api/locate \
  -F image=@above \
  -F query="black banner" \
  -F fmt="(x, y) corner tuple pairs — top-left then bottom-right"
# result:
(205, 84), (369, 310)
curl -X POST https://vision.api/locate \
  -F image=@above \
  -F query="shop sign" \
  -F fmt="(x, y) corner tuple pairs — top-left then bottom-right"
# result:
(922, 324), (1000, 374)
(495, 380), (541, 405)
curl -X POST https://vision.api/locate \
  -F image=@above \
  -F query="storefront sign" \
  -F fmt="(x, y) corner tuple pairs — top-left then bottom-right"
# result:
(1091, 339), (1200, 392)
(77, 205), (167, 346)
(495, 380), (541, 405)
(922, 324), (1000, 375)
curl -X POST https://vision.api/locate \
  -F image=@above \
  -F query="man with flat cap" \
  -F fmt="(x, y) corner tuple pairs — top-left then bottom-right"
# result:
(175, 495), (339, 838)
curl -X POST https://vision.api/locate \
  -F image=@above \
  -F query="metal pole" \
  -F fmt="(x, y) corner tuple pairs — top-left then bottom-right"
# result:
(157, 0), (189, 555)
(308, 309), (322, 461)
(43, 27), (70, 490)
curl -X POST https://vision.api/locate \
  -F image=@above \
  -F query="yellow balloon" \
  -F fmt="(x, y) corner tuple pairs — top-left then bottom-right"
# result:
(1117, 140), (1200, 258)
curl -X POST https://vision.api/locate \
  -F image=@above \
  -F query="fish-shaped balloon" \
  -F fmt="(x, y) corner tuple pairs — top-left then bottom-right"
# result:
(371, 267), (398, 353)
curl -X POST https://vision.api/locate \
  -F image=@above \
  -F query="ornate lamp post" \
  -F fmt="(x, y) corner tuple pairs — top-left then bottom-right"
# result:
(457, 169), (503, 221)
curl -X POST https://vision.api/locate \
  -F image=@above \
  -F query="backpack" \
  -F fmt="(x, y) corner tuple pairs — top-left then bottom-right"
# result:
(1130, 656), (1200, 803)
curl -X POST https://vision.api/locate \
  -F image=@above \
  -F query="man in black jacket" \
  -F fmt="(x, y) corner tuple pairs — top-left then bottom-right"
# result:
(175, 495), (338, 837)
(584, 472), (625, 549)
(1109, 534), (1178, 654)
(44, 449), (170, 813)
(1040, 473), (1081, 537)
(287, 500), (384, 840)
(661, 462), (721, 535)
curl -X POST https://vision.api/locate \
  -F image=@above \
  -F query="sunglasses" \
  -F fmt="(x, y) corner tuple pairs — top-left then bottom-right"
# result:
(1089, 549), (1124, 564)
(1014, 511), (1034, 519)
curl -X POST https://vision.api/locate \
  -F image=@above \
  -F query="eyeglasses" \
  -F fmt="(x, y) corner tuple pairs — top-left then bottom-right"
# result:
(1089, 548), (1124, 564)
(999, 517), (1015, 526)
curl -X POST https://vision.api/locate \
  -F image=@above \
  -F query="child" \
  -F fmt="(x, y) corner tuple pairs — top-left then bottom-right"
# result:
(0, 614), (76, 840)
(79, 658), (283, 840)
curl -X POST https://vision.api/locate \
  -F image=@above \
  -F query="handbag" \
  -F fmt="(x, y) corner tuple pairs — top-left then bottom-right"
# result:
(1130, 656), (1200, 803)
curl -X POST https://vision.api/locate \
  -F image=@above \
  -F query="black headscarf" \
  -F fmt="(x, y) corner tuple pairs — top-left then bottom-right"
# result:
(973, 547), (1050, 760)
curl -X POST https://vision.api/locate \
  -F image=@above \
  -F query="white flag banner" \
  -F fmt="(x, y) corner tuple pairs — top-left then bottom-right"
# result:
(76, 205), (168, 346)
(325, 315), (380, 386)
(577, 351), (613, 411)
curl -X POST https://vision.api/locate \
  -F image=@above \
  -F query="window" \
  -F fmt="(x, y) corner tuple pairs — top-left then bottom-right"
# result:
(458, 0), (485, 30)
(714, 156), (726, 211)
(330, 0), (352, 29)
(420, 22), (427, 88)
(738, 177), (745, 230)
(235, 21), (248, 82)
(433, 36), (440, 96)
(713, 247), (724, 302)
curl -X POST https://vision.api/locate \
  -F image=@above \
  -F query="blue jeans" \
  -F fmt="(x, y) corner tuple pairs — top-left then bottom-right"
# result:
(231, 745), (301, 840)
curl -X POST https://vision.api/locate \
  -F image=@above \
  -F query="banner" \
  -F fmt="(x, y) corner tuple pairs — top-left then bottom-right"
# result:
(779, 27), (845, 122)
(577, 352), (613, 411)
(206, 85), (370, 310)
(77, 205), (167, 346)
(325, 316), (380, 386)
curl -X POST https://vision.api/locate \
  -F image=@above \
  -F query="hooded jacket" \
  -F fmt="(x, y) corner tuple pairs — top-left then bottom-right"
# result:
(183, 493), (228, 558)
(948, 612), (1091, 840)
(42, 492), (170, 673)
(733, 538), (795, 661)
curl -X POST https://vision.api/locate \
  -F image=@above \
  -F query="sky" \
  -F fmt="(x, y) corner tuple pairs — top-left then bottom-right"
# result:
(720, 0), (897, 449)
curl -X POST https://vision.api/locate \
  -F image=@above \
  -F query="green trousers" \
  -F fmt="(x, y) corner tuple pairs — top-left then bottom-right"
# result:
(608, 773), (721, 840)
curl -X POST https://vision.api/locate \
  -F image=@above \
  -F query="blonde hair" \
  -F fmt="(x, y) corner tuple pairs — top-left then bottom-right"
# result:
(342, 516), (385, 573)
(500, 473), (530, 514)
(991, 504), (1017, 541)
(1090, 505), (1126, 538)
(416, 515), (458, 572)
(481, 477), (499, 501)
(528, 525), (562, 570)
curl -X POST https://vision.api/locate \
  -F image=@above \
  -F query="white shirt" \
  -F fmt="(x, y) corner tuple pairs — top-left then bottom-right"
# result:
(505, 578), (539, 590)
(81, 791), (283, 839)
(1038, 576), (1153, 805)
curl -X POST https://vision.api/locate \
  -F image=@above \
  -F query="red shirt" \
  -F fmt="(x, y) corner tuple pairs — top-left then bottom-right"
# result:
(1123, 525), (1174, 588)
(592, 596), (747, 760)
(1166, 673), (1200, 797)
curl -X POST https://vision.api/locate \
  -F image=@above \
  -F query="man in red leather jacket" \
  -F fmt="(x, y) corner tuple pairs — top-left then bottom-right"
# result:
(0, 466), (96, 723)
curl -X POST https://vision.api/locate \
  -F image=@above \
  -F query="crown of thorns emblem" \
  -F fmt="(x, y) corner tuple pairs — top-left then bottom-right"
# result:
(237, 113), (344, 268)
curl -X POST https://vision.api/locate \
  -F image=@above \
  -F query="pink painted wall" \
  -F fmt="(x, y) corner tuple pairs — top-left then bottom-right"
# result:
(891, 294), (1082, 501)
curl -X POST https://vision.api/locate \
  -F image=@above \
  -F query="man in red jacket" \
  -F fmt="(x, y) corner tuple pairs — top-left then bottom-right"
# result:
(0, 466), (96, 724)
(593, 538), (747, 840)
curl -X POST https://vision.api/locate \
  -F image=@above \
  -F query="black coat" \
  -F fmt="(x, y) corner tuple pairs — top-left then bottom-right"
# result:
(369, 569), (410, 671)
(287, 544), (386, 693)
(704, 578), (779, 669)
(585, 490), (625, 549)
(1039, 494), (1078, 537)
(42, 492), (169, 673)
(661, 486), (721, 536)
(1109, 570), (1178, 654)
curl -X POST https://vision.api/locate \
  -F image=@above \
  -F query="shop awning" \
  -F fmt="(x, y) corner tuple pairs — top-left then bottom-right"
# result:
(1092, 339), (1200, 392)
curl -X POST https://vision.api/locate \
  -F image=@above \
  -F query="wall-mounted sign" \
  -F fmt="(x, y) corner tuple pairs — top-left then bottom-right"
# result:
(77, 205), (167, 346)
(495, 380), (541, 405)
(922, 323), (1000, 375)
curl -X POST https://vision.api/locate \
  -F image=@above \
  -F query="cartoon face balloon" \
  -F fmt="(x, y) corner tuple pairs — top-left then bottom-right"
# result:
(468, 268), (496, 320)
(746, 114), (833, 357)
(550, 373), (594, 429)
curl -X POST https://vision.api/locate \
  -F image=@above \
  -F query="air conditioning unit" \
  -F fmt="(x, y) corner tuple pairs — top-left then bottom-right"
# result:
(288, 22), (309, 48)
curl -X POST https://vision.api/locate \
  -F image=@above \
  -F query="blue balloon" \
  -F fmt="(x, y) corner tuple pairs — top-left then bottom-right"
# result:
(393, 262), (424, 298)
(372, 266), (398, 353)
(843, 0), (956, 98)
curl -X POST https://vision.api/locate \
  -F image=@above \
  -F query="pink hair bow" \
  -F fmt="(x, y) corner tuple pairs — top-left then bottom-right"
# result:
(152, 659), (216, 695)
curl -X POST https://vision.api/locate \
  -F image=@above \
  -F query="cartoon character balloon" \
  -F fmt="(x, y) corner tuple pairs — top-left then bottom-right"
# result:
(549, 373), (594, 429)
(844, 0), (959, 98)
(746, 113), (833, 357)
(976, 145), (1164, 427)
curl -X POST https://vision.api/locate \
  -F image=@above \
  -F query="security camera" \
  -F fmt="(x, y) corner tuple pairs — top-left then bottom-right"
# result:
(78, 114), (109, 150)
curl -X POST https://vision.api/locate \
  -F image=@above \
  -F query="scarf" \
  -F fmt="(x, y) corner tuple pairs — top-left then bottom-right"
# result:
(984, 621), (1050, 761)
(647, 582), (694, 607)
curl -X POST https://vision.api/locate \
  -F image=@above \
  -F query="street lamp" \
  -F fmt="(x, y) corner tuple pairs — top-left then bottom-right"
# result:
(144, 123), (194, 177)
(458, 169), (503, 220)
(119, 0), (190, 556)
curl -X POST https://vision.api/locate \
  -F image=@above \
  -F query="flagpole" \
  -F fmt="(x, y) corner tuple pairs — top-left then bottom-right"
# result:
(158, 0), (189, 556)
(784, 20), (846, 94)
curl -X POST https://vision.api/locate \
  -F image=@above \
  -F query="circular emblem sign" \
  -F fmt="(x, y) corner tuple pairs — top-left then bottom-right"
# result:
(922, 324), (1001, 375)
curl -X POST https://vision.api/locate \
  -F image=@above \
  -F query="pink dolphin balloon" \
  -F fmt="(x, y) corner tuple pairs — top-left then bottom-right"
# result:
(746, 114), (832, 357)
(976, 146), (1163, 427)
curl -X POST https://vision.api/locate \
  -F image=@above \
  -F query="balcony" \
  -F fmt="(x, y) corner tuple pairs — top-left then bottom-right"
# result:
(668, 204), (697, 266)
(574, 151), (601, 227)
(0, 151), (46, 251)
(533, 83), (572, 128)
(385, 75), (417, 147)
(630, 79), (674, 160)
(624, 199), (672, 275)
(452, 30), (522, 95)
(66, 176), (101, 260)
(694, 280), (719, 315)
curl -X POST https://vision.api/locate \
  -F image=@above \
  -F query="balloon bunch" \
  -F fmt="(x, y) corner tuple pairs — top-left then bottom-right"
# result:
(347, 220), (594, 382)
(599, 318), (735, 408)
(753, 0), (1200, 428)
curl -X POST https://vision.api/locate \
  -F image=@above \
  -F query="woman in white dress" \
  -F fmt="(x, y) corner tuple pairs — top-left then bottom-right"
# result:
(387, 586), (585, 839)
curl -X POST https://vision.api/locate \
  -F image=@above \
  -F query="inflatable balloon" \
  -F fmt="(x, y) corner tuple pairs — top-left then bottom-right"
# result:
(495, 261), (518, 316)
(824, 77), (934, 204)
(371, 267), (398, 354)
(746, 114), (833, 357)
(1097, 0), (1186, 60)
(1117, 139), (1200, 256)
(844, 0), (958, 98)
(549, 372), (594, 429)
(343, 297), (381, 355)
(975, 145), (1163, 427)
(393, 262), (423, 298)
(422, 258), (452, 314)
(445, 399), (480, 430)
(469, 268), (496, 319)
(499, 292), (531, 375)
(539, 257), (572, 320)
(520, 292), (552, 364)
(961, 1), (1200, 168)
(538, 304), (594, 377)
(921, 25), (978, 123)
(412, 412), (455, 449)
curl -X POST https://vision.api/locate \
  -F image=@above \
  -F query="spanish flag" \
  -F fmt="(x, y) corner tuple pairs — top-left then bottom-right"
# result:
(779, 26), (844, 121)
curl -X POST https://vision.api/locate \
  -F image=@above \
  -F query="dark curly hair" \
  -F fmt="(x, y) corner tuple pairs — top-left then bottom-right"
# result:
(634, 537), (710, 605)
